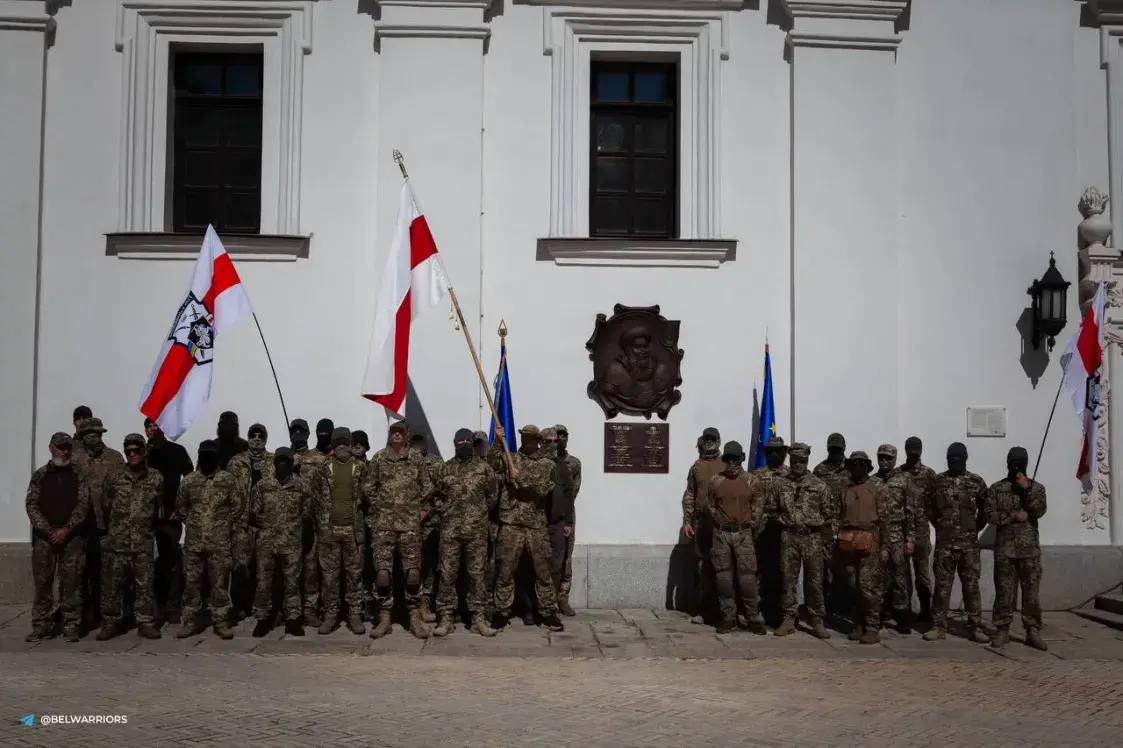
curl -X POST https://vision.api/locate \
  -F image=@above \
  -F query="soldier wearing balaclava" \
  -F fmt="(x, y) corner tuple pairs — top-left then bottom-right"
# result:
(681, 427), (724, 625)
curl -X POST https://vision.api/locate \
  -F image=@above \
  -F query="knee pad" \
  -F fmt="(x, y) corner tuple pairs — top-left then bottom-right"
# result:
(405, 567), (421, 594)
(376, 569), (391, 588)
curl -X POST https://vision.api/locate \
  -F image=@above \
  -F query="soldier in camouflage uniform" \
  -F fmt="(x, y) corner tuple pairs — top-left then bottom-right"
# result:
(413, 431), (444, 624)
(352, 431), (371, 463)
(97, 434), (163, 640)
(228, 423), (273, 621)
(175, 440), (238, 639)
(477, 429), (503, 601)
(771, 442), (831, 639)
(922, 442), (990, 643)
(837, 451), (891, 644)
(72, 416), (126, 632)
(493, 425), (565, 632)
(700, 441), (768, 635)
(543, 426), (582, 616)
(362, 420), (434, 639)
(681, 427), (724, 625)
(813, 432), (848, 620)
(753, 436), (788, 624)
(898, 436), (936, 622)
(872, 444), (917, 634)
(247, 447), (310, 637)
(432, 428), (500, 637)
(314, 427), (366, 635)
(351, 429), (374, 617)
(985, 446), (1048, 651)
(71, 405), (92, 457)
(290, 418), (330, 626)
(26, 432), (89, 643)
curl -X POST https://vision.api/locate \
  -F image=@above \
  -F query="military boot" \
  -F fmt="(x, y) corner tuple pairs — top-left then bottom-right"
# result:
(895, 613), (912, 636)
(848, 626), (864, 642)
(420, 598), (436, 623)
(303, 611), (321, 628)
(690, 614), (706, 625)
(24, 628), (45, 643)
(318, 616), (337, 635)
(558, 597), (576, 617)
(252, 620), (272, 638)
(284, 619), (305, 637)
(348, 616), (365, 635)
(810, 619), (831, 640)
(473, 617), (498, 637)
(966, 625), (990, 644)
(95, 624), (119, 641)
(408, 609), (431, 639)
(859, 630), (881, 645)
(1025, 628), (1048, 651)
(137, 623), (161, 640)
(542, 613), (565, 632)
(371, 612), (393, 639)
(177, 621), (204, 639)
(989, 628), (1009, 648)
(432, 619), (453, 637)
(62, 626), (80, 643)
(213, 622), (234, 640)
(773, 617), (796, 637)
(922, 627), (946, 642)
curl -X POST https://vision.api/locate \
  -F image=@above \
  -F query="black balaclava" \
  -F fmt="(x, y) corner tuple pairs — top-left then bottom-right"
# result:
(700, 427), (721, 460)
(765, 446), (786, 470)
(411, 433), (429, 457)
(721, 441), (745, 476)
(947, 442), (968, 476)
(454, 428), (475, 460)
(904, 436), (922, 467)
(1007, 446), (1029, 480)
(846, 457), (871, 483)
(198, 440), (220, 476)
(274, 447), (294, 483)
(826, 433), (846, 465)
(315, 419), (334, 454)
(289, 418), (310, 452)
(217, 411), (239, 443)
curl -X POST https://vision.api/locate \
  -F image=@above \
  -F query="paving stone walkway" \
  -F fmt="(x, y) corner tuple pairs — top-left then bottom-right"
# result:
(1, 606), (1122, 746)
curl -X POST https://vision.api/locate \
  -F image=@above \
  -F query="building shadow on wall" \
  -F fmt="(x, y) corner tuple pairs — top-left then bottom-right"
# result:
(1016, 307), (1049, 389)
(405, 376), (442, 459)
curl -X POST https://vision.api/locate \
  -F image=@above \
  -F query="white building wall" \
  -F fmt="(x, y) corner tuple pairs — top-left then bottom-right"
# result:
(0, 0), (1115, 549)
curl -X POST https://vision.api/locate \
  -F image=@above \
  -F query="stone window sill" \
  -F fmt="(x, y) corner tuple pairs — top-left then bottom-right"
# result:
(536, 237), (737, 268)
(105, 232), (310, 262)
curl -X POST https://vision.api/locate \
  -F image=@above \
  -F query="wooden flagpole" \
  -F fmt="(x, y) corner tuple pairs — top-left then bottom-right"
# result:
(393, 150), (515, 473)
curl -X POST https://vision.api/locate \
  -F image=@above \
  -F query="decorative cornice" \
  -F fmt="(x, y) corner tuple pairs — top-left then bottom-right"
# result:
(377, 0), (493, 7)
(780, 0), (907, 21)
(543, 10), (730, 61)
(0, 0), (55, 31)
(114, 1), (316, 54)
(786, 31), (899, 50)
(536, 238), (737, 269)
(1089, 0), (1123, 26)
(373, 23), (490, 41)
(525, 0), (742, 9)
(0, 15), (53, 31)
(106, 232), (310, 262)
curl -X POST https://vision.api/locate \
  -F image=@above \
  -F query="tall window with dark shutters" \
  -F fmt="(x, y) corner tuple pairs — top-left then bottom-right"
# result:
(169, 50), (264, 234)
(589, 61), (678, 239)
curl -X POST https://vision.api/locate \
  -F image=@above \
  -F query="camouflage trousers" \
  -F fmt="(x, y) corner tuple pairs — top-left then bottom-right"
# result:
(822, 522), (841, 617)
(909, 531), (933, 614)
(182, 549), (232, 626)
(301, 518), (320, 617)
(231, 529), (256, 617)
(437, 531), (489, 618)
(319, 524), (364, 618)
(484, 521), (499, 597)
(992, 554), (1043, 632)
(420, 525), (441, 601)
(494, 524), (557, 617)
(931, 545), (983, 629)
(837, 547), (883, 631)
(692, 523), (715, 619)
(153, 519), (184, 620)
(882, 544), (912, 617)
(31, 536), (83, 632)
(780, 528), (824, 621)
(254, 550), (301, 622)
(81, 530), (102, 626)
(101, 548), (156, 628)
(710, 526), (761, 625)
(371, 526), (422, 612)
(547, 521), (575, 600)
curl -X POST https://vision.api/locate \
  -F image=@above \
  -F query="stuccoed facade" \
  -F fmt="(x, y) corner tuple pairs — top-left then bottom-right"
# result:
(1, 0), (1122, 606)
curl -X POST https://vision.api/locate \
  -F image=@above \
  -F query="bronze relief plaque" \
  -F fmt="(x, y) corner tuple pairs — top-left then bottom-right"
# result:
(586, 304), (683, 420)
(603, 422), (670, 474)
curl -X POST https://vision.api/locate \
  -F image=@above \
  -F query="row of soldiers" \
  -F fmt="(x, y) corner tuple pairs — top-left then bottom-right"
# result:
(25, 406), (582, 642)
(683, 430), (1049, 650)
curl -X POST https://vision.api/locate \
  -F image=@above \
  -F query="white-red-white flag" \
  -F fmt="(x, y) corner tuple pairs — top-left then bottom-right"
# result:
(139, 226), (254, 439)
(1061, 280), (1107, 486)
(361, 178), (451, 416)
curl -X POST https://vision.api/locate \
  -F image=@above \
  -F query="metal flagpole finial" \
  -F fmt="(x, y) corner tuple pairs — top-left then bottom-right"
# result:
(498, 320), (507, 338)
(393, 150), (408, 178)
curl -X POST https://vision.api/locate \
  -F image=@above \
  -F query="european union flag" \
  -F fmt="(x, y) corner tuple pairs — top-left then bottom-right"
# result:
(753, 343), (777, 469)
(489, 337), (517, 452)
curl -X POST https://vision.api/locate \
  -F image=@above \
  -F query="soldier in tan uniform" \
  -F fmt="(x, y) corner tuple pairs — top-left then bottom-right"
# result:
(682, 427), (724, 625)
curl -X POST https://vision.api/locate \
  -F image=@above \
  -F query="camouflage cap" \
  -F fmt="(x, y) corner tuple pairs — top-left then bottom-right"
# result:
(845, 450), (872, 469)
(388, 421), (408, 433)
(247, 423), (268, 438)
(289, 418), (309, 433)
(351, 430), (370, 449)
(473, 430), (488, 443)
(722, 441), (746, 460)
(541, 427), (557, 440)
(876, 444), (897, 458)
(826, 432), (846, 450)
(788, 442), (811, 459)
(701, 427), (720, 440)
(519, 425), (540, 436)
(77, 417), (106, 435)
(274, 446), (294, 461)
(331, 427), (352, 444)
(763, 436), (787, 451)
(49, 432), (72, 447)
(904, 436), (922, 455)
(123, 433), (146, 449)
(554, 424), (569, 435)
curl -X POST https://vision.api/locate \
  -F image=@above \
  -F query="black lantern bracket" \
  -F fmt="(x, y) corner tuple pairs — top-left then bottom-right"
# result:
(1027, 252), (1071, 352)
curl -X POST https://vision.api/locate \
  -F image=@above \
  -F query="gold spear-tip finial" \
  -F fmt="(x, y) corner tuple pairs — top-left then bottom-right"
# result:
(393, 150), (408, 178)
(498, 320), (508, 338)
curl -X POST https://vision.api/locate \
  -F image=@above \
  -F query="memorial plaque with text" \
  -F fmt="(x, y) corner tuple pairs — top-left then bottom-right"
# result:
(603, 422), (670, 474)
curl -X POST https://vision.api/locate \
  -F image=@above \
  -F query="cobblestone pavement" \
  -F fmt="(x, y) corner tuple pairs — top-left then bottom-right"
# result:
(1, 606), (1122, 747)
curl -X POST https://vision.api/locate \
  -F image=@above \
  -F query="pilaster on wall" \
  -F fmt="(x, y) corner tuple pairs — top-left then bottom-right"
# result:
(0, 0), (52, 537)
(783, 0), (906, 450)
(371, 0), (489, 441)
